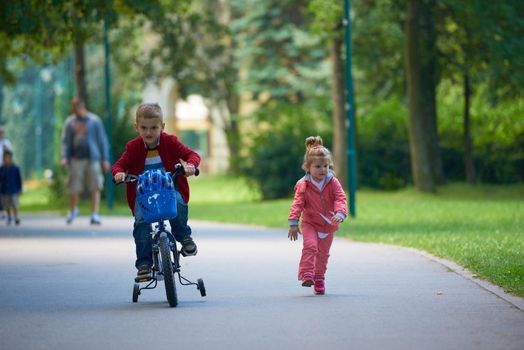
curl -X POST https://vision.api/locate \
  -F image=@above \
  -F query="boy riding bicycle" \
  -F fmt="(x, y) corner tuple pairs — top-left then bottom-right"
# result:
(112, 103), (200, 280)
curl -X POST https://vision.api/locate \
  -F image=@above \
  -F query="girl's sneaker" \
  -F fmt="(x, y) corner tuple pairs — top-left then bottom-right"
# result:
(301, 272), (314, 287)
(314, 278), (325, 295)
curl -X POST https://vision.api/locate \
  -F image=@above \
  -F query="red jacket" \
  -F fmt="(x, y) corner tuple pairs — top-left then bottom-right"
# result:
(288, 173), (348, 233)
(112, 132), (201, 214)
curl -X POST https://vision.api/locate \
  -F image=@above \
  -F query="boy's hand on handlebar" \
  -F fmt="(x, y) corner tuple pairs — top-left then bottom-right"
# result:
(183, 163), (197, 176)
(114, 172), (126, 183)
(288, 226), (300, 241)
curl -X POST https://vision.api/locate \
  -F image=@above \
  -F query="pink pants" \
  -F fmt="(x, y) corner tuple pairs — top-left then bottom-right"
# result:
(298, 223), (335, 281)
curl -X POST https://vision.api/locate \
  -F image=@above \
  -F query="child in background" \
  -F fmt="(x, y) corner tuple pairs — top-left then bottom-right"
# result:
(112, 103), (200, 279)
(288, 136), (348, 295)
(0, 150), (22, 225)
(0, 126), (13, 219)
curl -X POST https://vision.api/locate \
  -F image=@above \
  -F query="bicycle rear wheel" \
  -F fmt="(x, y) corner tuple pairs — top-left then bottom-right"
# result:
(159, 235), (178, 307)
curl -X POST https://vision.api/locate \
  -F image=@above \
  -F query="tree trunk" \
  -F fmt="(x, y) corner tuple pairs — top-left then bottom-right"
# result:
(0, 79), (4, 123)
(71, 7), (88, 107)
(404, 0), (440, 192)
(224, 84), (241, 172)
(463, 70), (476, 183)
(73, 38), (88, 106)
(220, 0), (241, 172)
(330, 35), (347, 187)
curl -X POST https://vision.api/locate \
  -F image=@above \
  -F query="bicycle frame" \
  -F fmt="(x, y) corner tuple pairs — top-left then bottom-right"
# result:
(116, 164), (206, 306)
(135, 220), (201, 295)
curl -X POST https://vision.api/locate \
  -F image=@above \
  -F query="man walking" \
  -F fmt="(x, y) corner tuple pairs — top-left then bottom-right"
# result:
(61, 97), (110, 225)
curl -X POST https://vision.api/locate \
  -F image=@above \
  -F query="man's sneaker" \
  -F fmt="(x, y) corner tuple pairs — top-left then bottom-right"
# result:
(90, 213), (101, 225)
(181, 236), (197, 256)
(66, 208), (79, 224)
(136, 265), (152, 282)
(301, 272), (314, 287)
(6, 217), (12, 226)
(314, 278), (325, 295)
(14, 218), (20, 226)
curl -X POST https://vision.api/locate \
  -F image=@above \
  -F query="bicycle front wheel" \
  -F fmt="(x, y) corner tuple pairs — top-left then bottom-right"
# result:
(159, 235), (178, 307)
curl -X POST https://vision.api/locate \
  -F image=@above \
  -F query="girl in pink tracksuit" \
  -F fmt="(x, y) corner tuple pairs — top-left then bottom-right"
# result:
(288, 136), (348, 295)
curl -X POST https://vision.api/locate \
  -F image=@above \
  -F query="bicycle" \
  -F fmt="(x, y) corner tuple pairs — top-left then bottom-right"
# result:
(117, 164), (206, 307)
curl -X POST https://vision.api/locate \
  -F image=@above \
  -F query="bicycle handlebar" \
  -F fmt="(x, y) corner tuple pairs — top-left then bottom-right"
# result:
(114, 163), (199, 185)
(174, 163), (200, 177)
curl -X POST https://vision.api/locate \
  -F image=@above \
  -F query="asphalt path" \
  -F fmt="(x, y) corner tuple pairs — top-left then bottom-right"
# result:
(0, 215), (523, 350)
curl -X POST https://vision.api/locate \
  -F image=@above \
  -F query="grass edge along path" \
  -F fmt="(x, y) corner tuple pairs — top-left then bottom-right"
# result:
(21, 178), (524, 298)
(189, 179), (524, 298)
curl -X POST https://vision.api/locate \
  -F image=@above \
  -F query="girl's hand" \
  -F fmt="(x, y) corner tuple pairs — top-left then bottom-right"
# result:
(331, 215), (343, 223)
(288, 226), (300, 241)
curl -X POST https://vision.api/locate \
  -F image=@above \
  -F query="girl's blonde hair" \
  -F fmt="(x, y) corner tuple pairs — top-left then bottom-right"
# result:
(302, 136), (334, 172)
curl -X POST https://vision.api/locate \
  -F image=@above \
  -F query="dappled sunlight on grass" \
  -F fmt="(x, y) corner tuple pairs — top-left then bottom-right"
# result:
(20, 185), (55, 211)
(189, 175), (261, 203)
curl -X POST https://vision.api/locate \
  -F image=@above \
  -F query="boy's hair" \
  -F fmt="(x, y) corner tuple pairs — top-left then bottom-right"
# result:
(302, 136), (334, 172)
(136, 103), (163, 123)
(3, 149), (12, 158)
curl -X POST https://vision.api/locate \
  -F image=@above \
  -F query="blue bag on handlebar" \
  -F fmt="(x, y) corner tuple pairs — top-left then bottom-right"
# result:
(136, 169), (177, 223)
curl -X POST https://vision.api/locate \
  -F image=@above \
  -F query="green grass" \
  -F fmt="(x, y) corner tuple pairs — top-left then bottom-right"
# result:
(190, 177), (524, 298)
(342, 188), (523, 298)
(20, 176), (524, 297)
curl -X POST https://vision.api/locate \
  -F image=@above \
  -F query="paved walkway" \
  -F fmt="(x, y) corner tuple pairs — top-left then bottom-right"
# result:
(0, 215), (522, 350)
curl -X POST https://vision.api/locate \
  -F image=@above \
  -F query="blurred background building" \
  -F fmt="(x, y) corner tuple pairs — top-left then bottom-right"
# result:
(142, 79), (229, 174)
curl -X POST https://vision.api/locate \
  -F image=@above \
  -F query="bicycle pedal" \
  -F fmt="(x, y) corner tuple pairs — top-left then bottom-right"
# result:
(135, 275), (152, 283)
(180, 248), (197, 257)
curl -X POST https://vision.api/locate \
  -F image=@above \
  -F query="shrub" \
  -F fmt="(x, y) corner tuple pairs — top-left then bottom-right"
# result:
(357, 97), (411, 190)
(241, 101), (332, 199)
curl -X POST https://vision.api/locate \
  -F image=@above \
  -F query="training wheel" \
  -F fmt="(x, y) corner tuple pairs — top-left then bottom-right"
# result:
(132, 283), (140, 303)
(197, 278), (206, 297)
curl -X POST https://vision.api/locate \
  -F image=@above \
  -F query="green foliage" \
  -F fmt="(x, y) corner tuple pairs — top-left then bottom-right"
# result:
(1, 42), (139, 184)
(0, 0), (193, 83)
(357, 97), (411, 190)
(244, 131), (303, 200)
(3, 0), (524, 194)
(357, 88), (524, 189)
(48, 165), (68, 207)
(241, 100), (332, 199)
(437, 0), (524, 99)
(351, 0), (405, 101)
(1, 65), (57, 179)
(231, 0), (329, 103)
(308, 0), (343, 37)
(437, 81), (524, 183)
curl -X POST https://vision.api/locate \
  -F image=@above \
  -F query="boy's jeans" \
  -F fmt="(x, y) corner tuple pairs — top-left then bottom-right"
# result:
(133, 191), (191, 269)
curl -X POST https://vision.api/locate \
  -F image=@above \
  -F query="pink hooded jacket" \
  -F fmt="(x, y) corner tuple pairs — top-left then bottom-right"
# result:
(288, 172), (348, 234)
